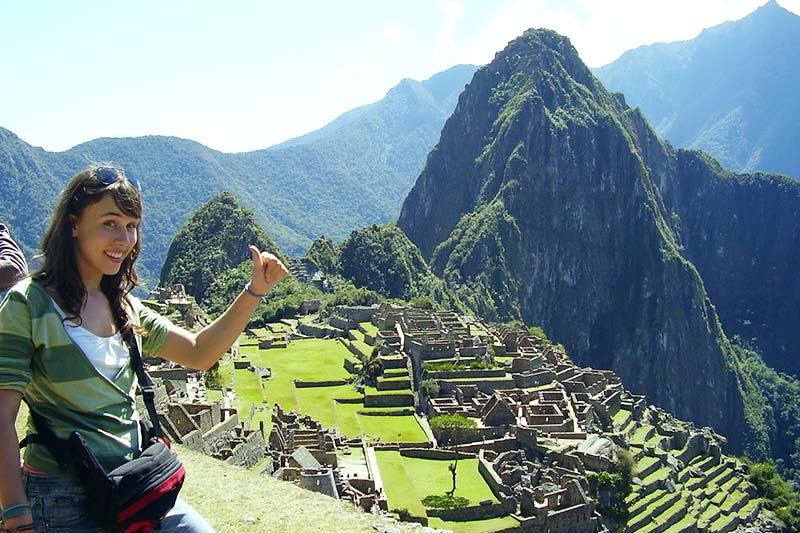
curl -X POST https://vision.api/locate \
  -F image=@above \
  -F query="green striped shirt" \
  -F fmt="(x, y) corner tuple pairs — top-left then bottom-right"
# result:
(0, 278), (172, 476)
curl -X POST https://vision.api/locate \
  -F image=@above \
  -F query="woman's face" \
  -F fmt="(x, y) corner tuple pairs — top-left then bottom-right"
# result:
(71, 193), (140, 284)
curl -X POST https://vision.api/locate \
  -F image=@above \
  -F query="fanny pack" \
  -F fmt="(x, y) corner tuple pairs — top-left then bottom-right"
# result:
(21, 329), (186, 533)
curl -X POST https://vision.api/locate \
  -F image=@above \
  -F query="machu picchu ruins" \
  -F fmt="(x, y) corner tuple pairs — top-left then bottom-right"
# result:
(134, 292), (773, 533)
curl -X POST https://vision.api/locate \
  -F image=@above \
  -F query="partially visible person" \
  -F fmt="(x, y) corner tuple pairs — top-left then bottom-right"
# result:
(0, 223), (28, 297)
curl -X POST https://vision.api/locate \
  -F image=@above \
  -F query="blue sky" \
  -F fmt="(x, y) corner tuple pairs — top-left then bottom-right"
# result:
(1, 0), (798, 153)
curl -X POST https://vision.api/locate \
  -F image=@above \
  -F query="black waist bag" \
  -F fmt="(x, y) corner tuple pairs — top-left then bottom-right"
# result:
(70, 430), (186, 532)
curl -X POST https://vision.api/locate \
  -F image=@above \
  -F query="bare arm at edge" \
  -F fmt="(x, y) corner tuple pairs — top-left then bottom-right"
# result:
(0, 389), (34, 529)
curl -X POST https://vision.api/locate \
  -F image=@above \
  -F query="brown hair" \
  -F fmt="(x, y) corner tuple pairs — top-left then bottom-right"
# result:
(33, 167), (143, 335)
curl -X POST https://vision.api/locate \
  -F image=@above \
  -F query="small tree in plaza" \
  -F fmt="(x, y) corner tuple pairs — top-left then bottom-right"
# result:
(429, 414), (478, 496)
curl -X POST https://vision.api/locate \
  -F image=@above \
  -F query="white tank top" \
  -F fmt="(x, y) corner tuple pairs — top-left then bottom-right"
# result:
(51, 299), (129, 381)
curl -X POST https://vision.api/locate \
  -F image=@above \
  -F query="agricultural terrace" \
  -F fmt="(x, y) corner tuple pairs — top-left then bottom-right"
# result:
(229, 336), (428, 443)
(375, 450), (517, 533)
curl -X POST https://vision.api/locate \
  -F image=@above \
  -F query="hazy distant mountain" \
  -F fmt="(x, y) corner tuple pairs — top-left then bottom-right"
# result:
(0, 64), (477, 285)
(594, 0), (800, 179)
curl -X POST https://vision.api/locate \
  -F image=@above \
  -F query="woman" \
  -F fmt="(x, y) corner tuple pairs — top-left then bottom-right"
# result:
(0, 166), (288, 532)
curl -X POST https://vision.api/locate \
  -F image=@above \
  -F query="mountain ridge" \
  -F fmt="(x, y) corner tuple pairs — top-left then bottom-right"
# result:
(594, 0), (800, 178)
(0, 64), (478, 285)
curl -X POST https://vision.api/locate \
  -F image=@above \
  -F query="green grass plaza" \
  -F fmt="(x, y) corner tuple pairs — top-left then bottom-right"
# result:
(220, 329), (515, 531)
(224, 335), (428, 442)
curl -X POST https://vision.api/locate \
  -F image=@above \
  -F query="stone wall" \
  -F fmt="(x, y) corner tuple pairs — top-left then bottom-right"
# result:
(676, 431), (711, 464)
(426, 368), (507, 380)
(454, 436), (518, 454)
(329, 315), (352, 331)
(166, 404), (201, 436)
(298, 469), (339, 499)
(364, 393), (414, 408)
(344, 340), (366, 359)
(426, 501), (508, 521)
(513, 370), (556, 388)
(201, 413), (241, 455)
(298, 322), (344, 338)
(358, 408), (415, 416)
(376, 377), (412, 391)
(343, 357), (359, 374)
(329, 305), (378, 324)
(459, 345), (488, 357)
(224, 430), (266, 468)
(433, 425), (510, 446)
(574, 451), (612, 472)
(479, 451), (506, 501)
(294, 379), (349, 388)
(517, 427), (538, 450)
(439, 378), (516, 395)
(399, 448), (475, 460)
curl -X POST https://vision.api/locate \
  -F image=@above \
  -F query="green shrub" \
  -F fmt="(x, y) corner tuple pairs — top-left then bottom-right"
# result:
(748, 461), (800, 531)
(430, 414), (477, 432)
(203, 362), (224, 390)
(420, 379), (440, 398)
(421, 494), (469, 509)
(528, 325), (549, 341)
(390, 508), (412, 521)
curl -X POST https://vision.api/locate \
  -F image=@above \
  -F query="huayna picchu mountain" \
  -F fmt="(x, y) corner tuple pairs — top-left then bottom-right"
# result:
(159, 192), (284, 303)
(397, 28), (800, 466)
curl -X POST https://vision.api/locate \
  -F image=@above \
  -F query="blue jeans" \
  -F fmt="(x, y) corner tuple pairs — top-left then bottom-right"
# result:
(23, 470), (215, 532)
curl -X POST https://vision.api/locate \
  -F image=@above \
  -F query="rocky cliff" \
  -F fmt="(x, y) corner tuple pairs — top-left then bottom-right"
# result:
(397, 29), (800, 456)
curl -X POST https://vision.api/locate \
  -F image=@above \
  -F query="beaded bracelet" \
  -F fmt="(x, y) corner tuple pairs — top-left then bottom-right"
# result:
(0, 523), (36, 533)
(244, 282), (267, 299)
(1, 504), (31, 521)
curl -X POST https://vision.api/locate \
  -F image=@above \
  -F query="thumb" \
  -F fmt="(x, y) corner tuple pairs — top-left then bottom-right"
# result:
(249, 245), (262, 274)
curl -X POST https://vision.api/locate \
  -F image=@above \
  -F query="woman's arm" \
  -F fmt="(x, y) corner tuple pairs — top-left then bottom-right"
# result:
(0, 389), (33, 530)
(158, 246), (288, 370)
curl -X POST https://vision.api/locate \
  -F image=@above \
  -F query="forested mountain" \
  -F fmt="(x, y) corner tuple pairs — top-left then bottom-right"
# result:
(307, 225), (463, 310)
(0, 129), (63, 260)
(594, 0), (800, 178)
(397, 28), (800, 475)
(159, 192), (283, 303)
(0, 65), (477, 286)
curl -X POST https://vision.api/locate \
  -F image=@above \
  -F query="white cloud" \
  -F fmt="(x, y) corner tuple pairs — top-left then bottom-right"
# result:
(433, 0), (465, 64)
(334, 60), (374, 81)
(383, 23), (407, 44)
(431, 0), (792, 69)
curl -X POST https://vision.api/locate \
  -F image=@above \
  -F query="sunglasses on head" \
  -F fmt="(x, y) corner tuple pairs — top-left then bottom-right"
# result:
(94, 166), (142, 192)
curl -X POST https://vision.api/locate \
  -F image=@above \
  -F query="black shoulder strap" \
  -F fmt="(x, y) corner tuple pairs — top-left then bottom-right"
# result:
(19, 397), (74, 469)
(20, 327), (168, 462)
(123, 328), (167, 441)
